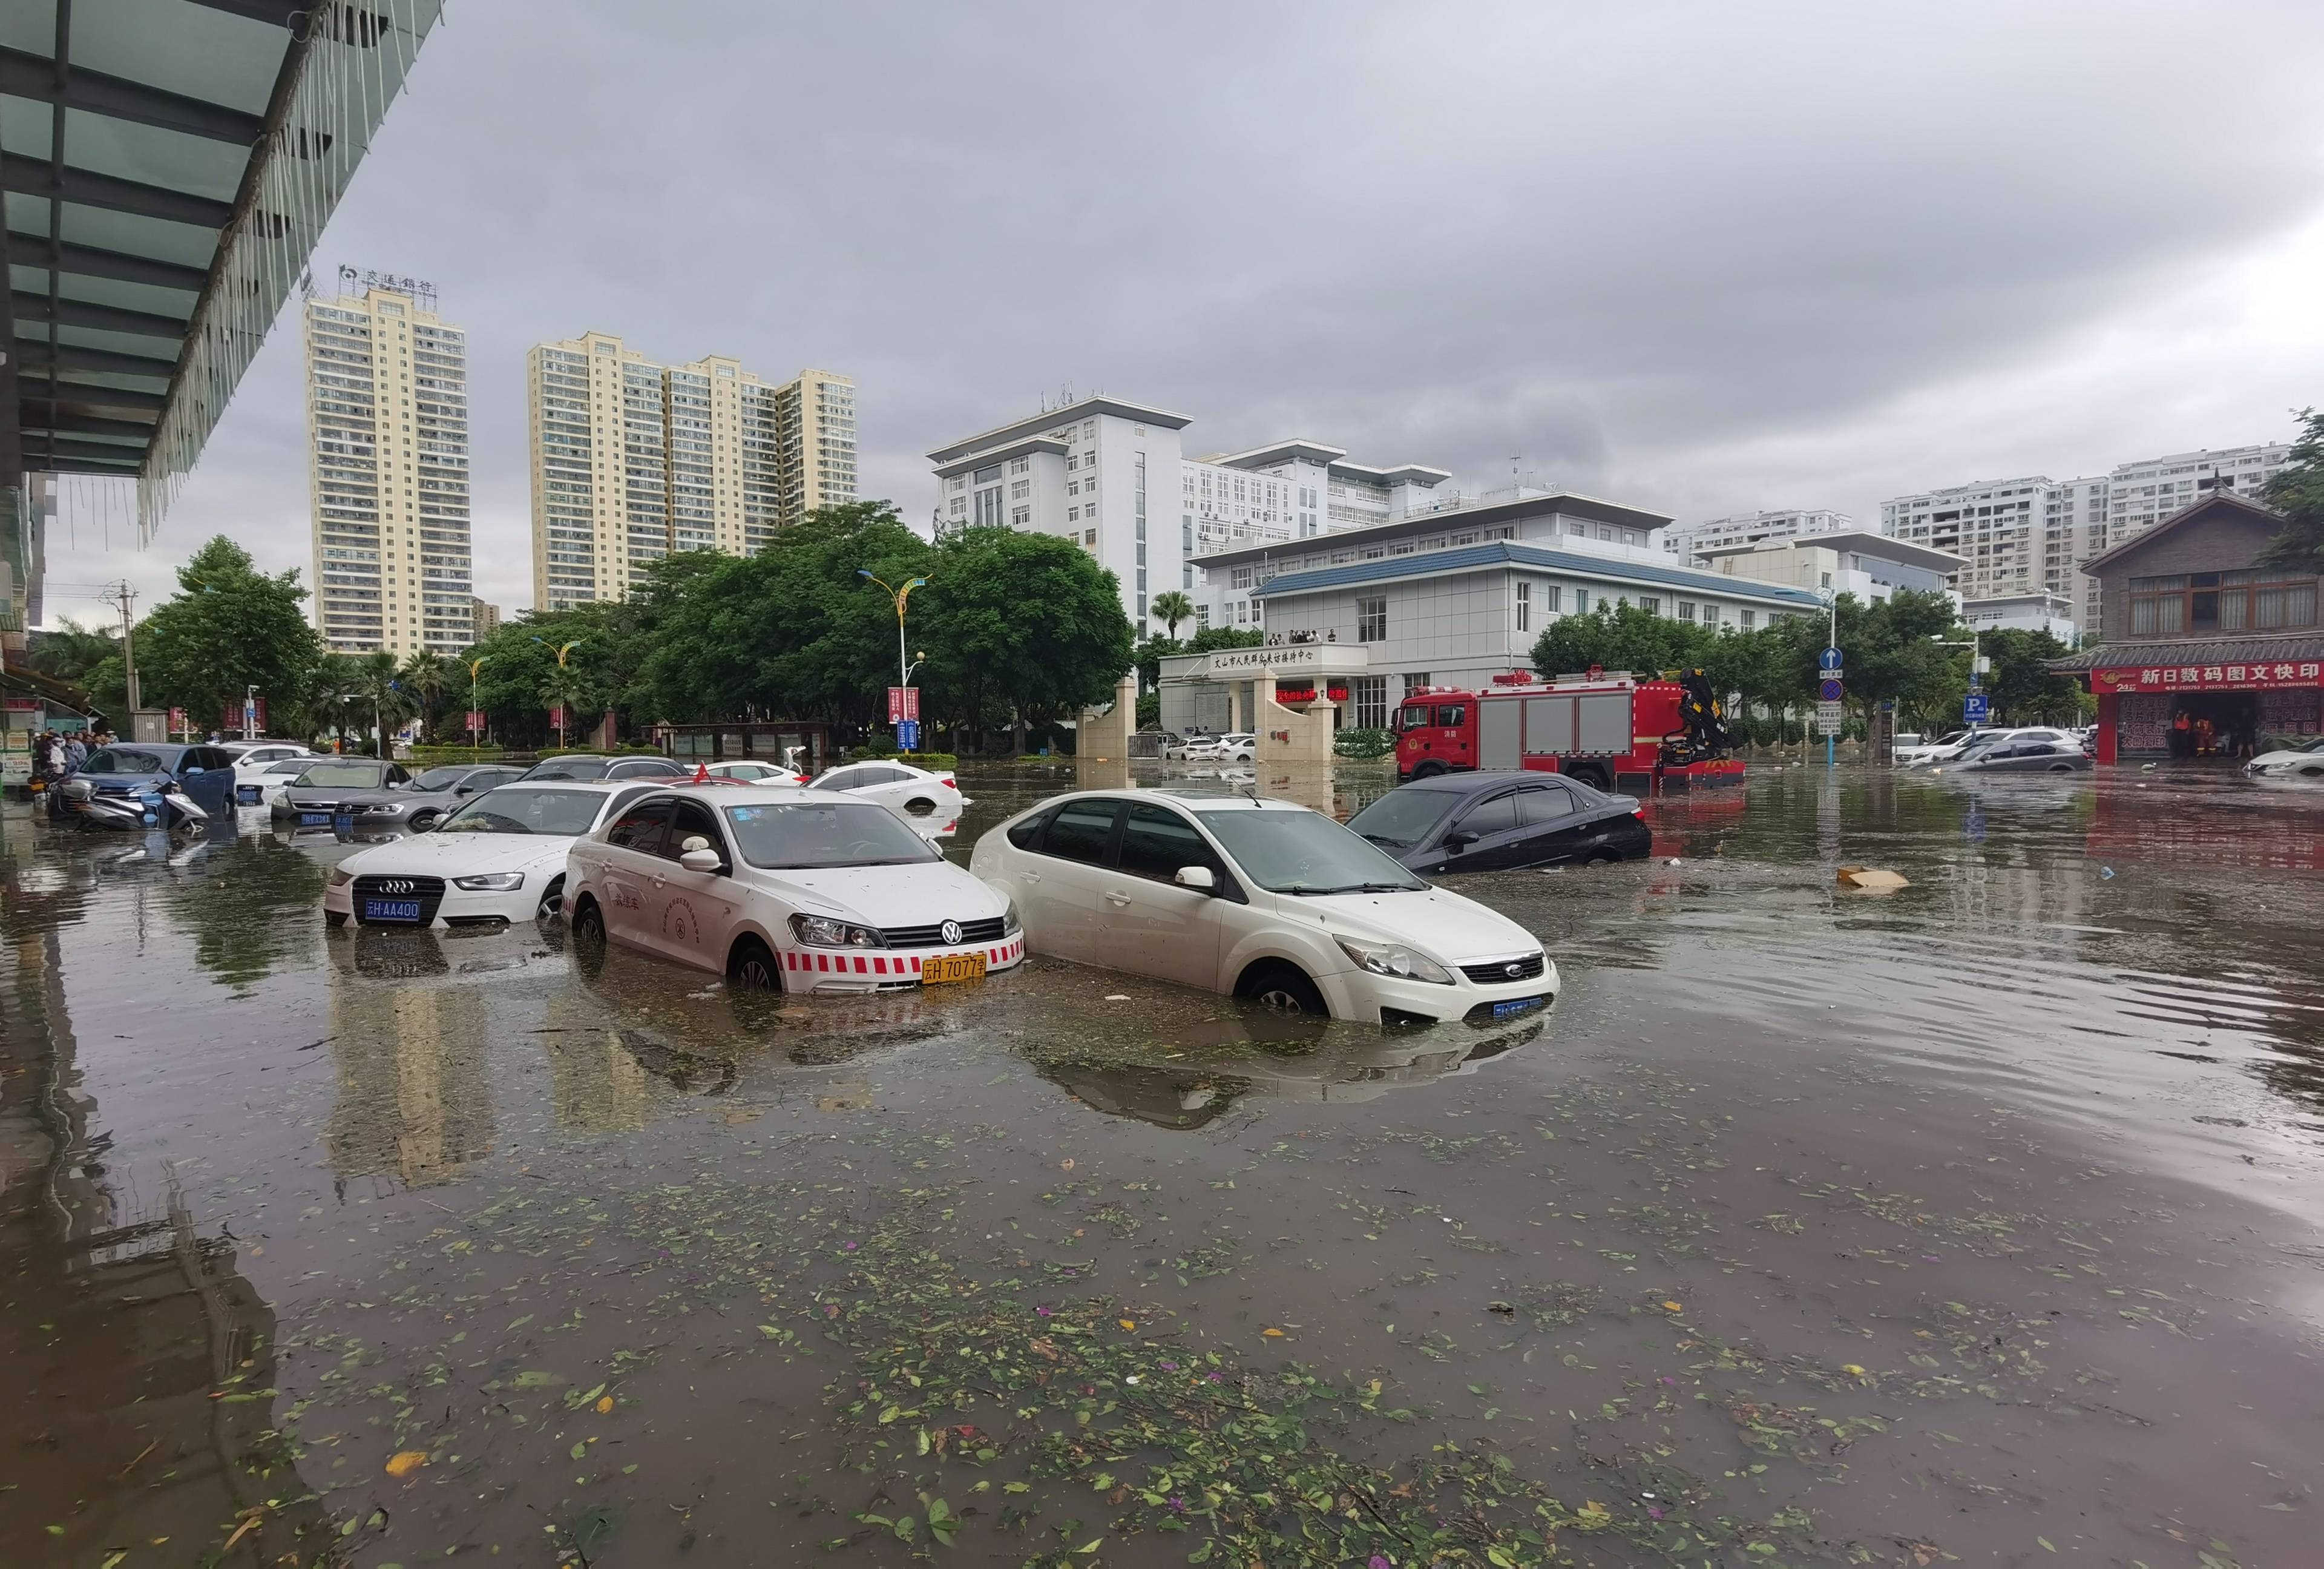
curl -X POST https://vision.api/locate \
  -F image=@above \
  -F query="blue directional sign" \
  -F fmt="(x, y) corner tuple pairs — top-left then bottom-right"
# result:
(1963, 693), (1989, 725)
(896, 719), (920, 751)
(1819, 646), (1843, 672)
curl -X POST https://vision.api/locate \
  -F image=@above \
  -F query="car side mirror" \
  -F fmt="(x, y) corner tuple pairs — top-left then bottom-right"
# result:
(679, 847), (722, 873)
(1174, 865), (1216, 891)
(185, 766), (204, 775)
(1444, 829), (1477, 851)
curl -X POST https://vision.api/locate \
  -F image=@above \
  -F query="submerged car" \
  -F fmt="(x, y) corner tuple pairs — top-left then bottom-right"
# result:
(1943, 736), (2093, 774)
(2247, 737), (2324, 780)
(324, 780), (668, 927)
(272, 758), (414, 831)
(810, 758), (968, 838)
(58, 743), (240, 817)
(1346, 770), (1650, 873)
(565, 785), (1023, 992)
(327, 762), (528, 833)
(517, 754), (691, 783)
(971, 789), (1558, 1027)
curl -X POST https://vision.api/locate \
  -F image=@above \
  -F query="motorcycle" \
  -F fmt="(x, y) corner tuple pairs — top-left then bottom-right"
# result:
(73, 786), (209, 834)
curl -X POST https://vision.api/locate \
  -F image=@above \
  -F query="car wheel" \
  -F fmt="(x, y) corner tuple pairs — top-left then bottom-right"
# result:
(1566, 763), (1612, 791)
(2047, 763), (2075, 773)
(728, 935), (782, 992)
(1238, 962), (1328, 1018)
(571, 894), (606, 947)
(1410, 760), (1449, 780)
(408, 809), (438, 831)
(903, 796), (936, 817)
(536, 875), (565, 919)
(324, 910), (348, 928)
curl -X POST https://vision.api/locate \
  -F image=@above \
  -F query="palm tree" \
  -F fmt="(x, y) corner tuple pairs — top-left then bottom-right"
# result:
(297, 653), (363, 750)
(400, 648), (451, 743)
(355, 650), (419, 757)
(538, 665), (590, 751)
(26, 618), (119, 685)
(1151, 590), (1194, 640)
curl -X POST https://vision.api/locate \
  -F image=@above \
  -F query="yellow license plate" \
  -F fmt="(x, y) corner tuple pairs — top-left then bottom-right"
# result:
(922, 953), (987, 985)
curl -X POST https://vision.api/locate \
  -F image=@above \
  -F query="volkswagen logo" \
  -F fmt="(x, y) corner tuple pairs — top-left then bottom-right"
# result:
(382, 879), (414, 895)
(940, 919), (962, 945)
(1503, 961), (1524, 978)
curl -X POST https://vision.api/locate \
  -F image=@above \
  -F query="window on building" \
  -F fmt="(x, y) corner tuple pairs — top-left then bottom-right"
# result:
(1011, 457), (1029, 475)
(2130, 570), (2316, 634)
(1402, 672), (1431, 698)
(1574, 588), (1590, 614)
(1515, 580), (1532, 632)
(1195, 604), (1210, 628)
(1084, 528), (1097, 547)
(1356, 596), (1387, 642)
(1350, 676), (1388, 729)
(1011, 505), (1029, 525)
(1677, 600), (1695, 621)
(1740, 608), (1756, 630)
(1639, 596), (1660, 616)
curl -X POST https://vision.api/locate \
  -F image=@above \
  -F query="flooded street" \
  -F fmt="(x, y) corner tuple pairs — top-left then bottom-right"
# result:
(7, 762), (2324, 1568)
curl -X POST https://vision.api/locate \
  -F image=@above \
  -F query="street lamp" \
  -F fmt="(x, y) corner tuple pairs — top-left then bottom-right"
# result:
(856, 571), (928, 691)
(531, 639), (583, 749)
(465, 656), (489, 759)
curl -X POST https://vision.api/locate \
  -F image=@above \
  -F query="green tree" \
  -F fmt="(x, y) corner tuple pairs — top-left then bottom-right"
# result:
(1978, 628), (2085, 725)
(136, 537), (324, 735)
(1149, 589), (1195, 640)
(352, 650), (418, 756)
(296, 653), (365, 749)
(399, 648), (453, 742)
(2256, 406), (2323, 571)
(27, 619), (117, 684)
(919, 525), (1136, 753)
(1185, 625), (1264, 654)
(1530, 602), (1718, 682)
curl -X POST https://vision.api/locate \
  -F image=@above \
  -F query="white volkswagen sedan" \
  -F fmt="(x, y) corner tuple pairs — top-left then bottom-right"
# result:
(971, 789), (1557, 1027)
(810, 759), (968, 838)
(565, 785), (1023, 993)
(323, 780), (665, 928)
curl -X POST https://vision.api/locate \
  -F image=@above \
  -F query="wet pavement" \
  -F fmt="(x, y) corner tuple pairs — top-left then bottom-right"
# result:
(5, 760), (2324, 1568)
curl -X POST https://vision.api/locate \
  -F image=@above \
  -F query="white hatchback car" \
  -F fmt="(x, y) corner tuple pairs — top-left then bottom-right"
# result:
(323, 780), (667, 928)
(971, 789), (1558, 1027)
(810, 760), (968, 838)
(565, 785), (1023, 993)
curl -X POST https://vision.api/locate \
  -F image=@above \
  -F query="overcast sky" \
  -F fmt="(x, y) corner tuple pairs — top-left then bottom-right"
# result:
(38, 0), (2324, 629)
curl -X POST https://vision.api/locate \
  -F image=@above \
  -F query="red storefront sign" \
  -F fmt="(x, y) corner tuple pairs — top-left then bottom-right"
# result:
(2093, 661), (2322, 692)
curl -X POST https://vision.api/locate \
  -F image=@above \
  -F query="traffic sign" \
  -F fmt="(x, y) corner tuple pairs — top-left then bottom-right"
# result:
(1816, 700), (1845, 735)
(1818, 646), (1843, 672)
(888, 686), (920, 722)
(1817, 677), (1843, 702)
(896, 718), (920, 752)
(1963, 692), (1990, 724)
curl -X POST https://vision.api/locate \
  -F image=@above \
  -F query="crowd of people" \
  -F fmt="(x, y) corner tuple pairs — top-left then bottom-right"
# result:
(1263, 628), (1334, 646)
(2166, 709), (2257, 760)
(28, 728), (97, 782)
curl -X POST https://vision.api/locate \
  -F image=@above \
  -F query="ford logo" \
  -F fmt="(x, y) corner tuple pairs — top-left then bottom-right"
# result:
(381, 879), (414, 895)
(1503, 961), (1523, 978)
(940, 919), (962, 945)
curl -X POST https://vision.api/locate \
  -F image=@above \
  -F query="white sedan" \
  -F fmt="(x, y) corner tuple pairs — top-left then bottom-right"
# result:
(1187, 732), (1256, 764)
(565, 785), (1023, 993)
(705, 759), (802, 784)
(811, 759), (969, 838)
(970, 789), (1558, 1027)
(226, 741), (315, 793)
(2247, 737), (2324, 780)
(245, 755), (326, 809)
(322, 780), (667, 928)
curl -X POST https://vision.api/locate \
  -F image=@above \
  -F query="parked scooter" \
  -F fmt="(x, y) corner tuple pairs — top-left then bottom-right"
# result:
(74, 786), (209, 834)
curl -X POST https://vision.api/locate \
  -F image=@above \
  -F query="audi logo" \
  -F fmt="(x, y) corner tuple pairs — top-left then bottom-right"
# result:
(1503, 962), (1524, 978)
(940, 919), (962, 945)
(380, 879), (415, 895)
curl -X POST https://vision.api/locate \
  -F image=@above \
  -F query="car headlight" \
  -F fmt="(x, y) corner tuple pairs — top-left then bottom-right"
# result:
(452, 872), (525, 891)
(329, 866), (355, 887)
(791, 913), (883, 949)
(1334, 934), (1454, 985)
(1002, 895), (1022, 935)
(371, 803), (407, 816)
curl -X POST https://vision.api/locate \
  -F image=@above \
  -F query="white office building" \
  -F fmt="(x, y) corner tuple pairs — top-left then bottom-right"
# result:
(1881, 439), (2292, 635)
(927, 397), (1460, 632)
(1664, 508), (1853, 560)
(1194, 491), (1825, 727)
(1692, 530), (1962, 607)
(1962, 591), (2079, 643)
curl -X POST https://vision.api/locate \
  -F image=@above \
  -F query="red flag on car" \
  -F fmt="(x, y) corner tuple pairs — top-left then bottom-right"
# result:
(692, 762), (709, 783)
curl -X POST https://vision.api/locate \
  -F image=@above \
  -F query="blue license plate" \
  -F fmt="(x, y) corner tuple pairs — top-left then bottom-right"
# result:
(362, 898), (424, 923)
(334, 814), (355, 835)
(1492, 996), (1547, 1020)
(300, 812), (331, 826)
(238, 785), (260, 803)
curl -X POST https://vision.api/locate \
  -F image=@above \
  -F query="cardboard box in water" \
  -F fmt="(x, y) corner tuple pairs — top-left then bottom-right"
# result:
(1836, 866), (1910, 890)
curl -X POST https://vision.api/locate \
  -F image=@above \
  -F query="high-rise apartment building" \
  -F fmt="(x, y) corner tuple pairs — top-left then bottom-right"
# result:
(471, 599), (502, 642)
(1663, 508), (1853, 561)
(304, 286), (473, 656)
(527, 334), (855, 611)
(1882, 440), (2292, 631)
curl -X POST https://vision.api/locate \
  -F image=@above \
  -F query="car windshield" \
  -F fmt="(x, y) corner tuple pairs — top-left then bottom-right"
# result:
(526, 757), (610, 780)
(82, 748), (171, 774)
(437, 788), (606, 835)
(267, 758), (312, 774)
(721, 800), (940, 869)
(1344, 788), (1463, 848)
(1193, 806), (1428, 894)
(295, 761), (389, 787)
(413, 765), (473, 790)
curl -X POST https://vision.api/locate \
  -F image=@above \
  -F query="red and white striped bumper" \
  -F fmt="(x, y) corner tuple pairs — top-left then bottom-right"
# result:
(781, 939), (1026, 991)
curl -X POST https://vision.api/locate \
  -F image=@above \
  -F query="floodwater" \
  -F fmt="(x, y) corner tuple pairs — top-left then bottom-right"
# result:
(5, 761), (2323, 1568)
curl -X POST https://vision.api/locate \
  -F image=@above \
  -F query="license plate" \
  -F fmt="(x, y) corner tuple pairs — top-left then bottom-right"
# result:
(1492, 996), (1546, 1020)
(921, 952), (988, 985)
(362, 899), (424, 923)
(334, 814), (355, 835)
(238, 785), (260, 803)
(300, 812), (331, 826)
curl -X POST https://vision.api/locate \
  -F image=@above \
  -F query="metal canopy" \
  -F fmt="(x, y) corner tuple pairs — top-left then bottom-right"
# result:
(1, 0), (444, 534)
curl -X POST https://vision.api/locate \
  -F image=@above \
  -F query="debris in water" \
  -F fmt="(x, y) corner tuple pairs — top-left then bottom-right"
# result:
(1836, 866), (1909, 890)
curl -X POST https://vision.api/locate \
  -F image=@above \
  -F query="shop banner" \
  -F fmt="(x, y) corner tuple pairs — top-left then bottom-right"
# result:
(2094, 661), (2322, 692)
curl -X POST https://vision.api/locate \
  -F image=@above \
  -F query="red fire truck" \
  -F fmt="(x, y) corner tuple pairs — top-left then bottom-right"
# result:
(1393, 668), (1743, 791)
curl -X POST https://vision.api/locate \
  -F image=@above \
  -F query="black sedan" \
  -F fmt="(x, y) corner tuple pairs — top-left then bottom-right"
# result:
(272, 758), (415, 832)
(1346, 770), (1652, 873)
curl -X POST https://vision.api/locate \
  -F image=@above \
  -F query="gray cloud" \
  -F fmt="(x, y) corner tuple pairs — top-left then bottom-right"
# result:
(42, 0), (2324, 626)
